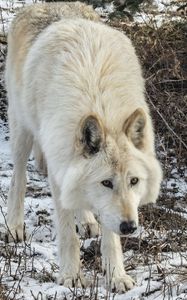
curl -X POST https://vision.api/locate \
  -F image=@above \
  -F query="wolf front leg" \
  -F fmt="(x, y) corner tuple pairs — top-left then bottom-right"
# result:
(48, 173), (86, 287)
(101, 226), (135, 292)
(7, 112), (33, 241)
(32, 140), (47, 175)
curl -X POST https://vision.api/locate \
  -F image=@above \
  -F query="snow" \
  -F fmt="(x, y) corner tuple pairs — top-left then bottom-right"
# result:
(0, 0), (42, 34)
(0, 114), (187, 299)
(94, 0), (186, 27)
(0, 0), (186, 33)
(0, 1), (187, 299)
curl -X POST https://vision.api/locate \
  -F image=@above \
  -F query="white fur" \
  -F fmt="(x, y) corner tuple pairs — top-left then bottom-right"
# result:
(6, 11), (162, 292)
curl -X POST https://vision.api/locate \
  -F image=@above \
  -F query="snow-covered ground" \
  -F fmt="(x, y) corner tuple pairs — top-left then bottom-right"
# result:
(0, 1), (187, 299)
(0, 119), (186, 299)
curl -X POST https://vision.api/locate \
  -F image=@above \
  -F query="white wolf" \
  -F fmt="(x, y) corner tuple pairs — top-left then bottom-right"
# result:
(5, 2), (162, 292)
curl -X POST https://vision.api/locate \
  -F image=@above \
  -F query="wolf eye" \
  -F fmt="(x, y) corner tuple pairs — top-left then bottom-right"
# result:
(130, 177), (139, 186)
(101, 180), (113, 189)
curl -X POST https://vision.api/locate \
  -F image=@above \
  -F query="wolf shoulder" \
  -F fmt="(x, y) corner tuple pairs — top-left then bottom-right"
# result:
(6, 8), (150, 138)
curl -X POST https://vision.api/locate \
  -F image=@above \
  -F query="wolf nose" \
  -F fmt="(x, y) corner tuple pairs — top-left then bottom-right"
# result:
(120, 221), (137, 235)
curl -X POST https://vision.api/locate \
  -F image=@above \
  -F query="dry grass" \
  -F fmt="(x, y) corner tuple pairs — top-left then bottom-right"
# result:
(0, 3), (186, 300)
(108, 19), (187, 200)
(0, 285), (7, 300)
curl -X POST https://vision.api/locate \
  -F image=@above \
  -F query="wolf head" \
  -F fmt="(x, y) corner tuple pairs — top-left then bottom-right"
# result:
(60, 109), (162, 235)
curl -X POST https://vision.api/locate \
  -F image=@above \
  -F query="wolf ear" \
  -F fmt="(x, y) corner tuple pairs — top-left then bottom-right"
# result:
(78, 115), (104, 156)
(123, 108), (146, 149)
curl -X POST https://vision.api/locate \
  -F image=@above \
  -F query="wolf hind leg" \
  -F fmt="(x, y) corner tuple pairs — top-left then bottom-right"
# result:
(7, 113), (33, 241)
(76, 210), (100, 238)
(32, 140), (47, 175)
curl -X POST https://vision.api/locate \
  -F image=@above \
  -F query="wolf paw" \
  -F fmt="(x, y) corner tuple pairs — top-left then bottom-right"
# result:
(111, 274), (135, 293)
(58, 273), (87, 288)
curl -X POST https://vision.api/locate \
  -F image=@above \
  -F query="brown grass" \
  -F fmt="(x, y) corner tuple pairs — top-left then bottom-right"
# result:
(0, 285), (7, 300)
(0, 5), (186, 300)
(108, 19), (186, 202)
